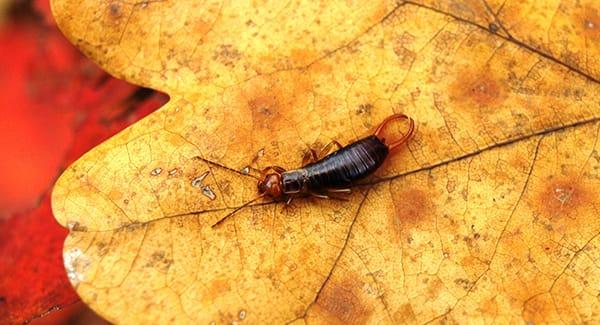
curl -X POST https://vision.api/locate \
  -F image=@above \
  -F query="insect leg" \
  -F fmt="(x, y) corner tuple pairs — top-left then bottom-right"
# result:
(302, 149), (319, 165)
(272, 166), (286, 174)
(303, 141), (344, 166)
(261, 166), (286, 174)
(282, 196), (295, 214)
(309, 192), (350, 201)
(326, 188), (351, 194)
(318, 140), (343, 159)
(309, 192), (330, 199)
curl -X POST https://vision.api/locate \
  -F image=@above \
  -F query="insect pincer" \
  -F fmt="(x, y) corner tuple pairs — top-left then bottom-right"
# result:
(373, 113), (415, 151)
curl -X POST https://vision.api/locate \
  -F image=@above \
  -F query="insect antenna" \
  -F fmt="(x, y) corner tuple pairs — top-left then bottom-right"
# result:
(211, 194), (266, 228)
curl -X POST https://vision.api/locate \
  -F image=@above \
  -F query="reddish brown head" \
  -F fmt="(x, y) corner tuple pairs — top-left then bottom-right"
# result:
(258, 173), (283, 198)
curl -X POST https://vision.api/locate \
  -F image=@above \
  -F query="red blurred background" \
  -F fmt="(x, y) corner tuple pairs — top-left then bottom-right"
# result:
(0, 1), (168, 323)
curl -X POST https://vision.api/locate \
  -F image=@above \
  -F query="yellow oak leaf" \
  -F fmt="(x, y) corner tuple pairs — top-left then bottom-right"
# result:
(51, 0), (600, 323)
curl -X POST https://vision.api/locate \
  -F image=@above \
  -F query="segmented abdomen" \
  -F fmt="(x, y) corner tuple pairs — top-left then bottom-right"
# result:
(301, 135), (389, 189)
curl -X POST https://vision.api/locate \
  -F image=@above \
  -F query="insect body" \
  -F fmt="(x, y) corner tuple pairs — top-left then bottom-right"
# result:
(266, 135), (389, 196)
(213, 113), (414, 227)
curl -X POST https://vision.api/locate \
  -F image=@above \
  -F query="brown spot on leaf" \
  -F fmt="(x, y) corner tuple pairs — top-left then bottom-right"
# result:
(67, 221), (88, 232)
(420, 275), (446, 301)
(356, 103), (373, 115)
(102, 1), (129, 27)
(202, 279), (231, 305)
(479, 297), (498, 317)
(450, 69), (508, 108)
(535, 176), (594, 219)
(193, 19), (213, 37)
(454, 277), (472, 291)
(145, 250), (172, 271)
(290, 48), (318, 67)
(522, 294), (559, 324)
(393, 303), (417, 323)
(213, 44), (241, 67)
(311, 276), (373, 325)
(240, 74), (313, 131)
(580, 5), (599, 39)
(309, 60), (332, 74)
(390, 187), (431, 231)
(248, 95), (281, 129)
(108, 2), (122, 18)
(393, 32), (417, 70)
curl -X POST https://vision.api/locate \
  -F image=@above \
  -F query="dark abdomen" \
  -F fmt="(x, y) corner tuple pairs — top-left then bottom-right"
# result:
(301, 135), (389, 189)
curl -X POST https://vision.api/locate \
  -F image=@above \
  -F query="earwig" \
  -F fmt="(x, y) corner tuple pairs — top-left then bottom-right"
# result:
(212, 113), (415, 227)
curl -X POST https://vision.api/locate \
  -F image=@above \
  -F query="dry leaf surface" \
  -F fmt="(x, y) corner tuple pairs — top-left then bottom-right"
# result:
(51, 0), (600, 323)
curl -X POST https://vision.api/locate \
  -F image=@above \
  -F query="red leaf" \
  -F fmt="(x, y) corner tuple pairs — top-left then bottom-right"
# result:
(0, 196), (76, 324)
